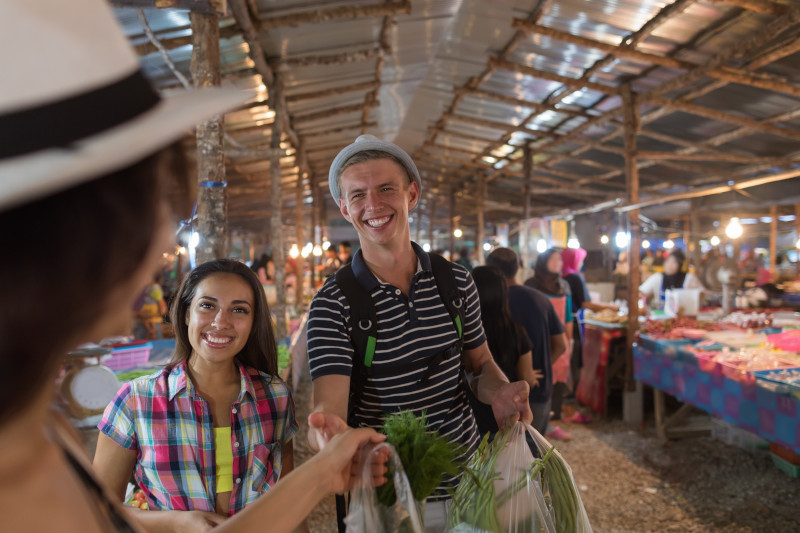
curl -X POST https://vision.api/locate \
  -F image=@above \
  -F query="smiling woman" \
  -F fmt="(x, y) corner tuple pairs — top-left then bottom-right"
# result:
(93, 259), (301, 529)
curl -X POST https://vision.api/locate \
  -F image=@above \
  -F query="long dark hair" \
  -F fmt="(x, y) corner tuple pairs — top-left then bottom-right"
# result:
(0, 144), (188, 424)
(529, 248), (564, 296)
(472, 266), (528, 381)
(169, 258), (278, 376)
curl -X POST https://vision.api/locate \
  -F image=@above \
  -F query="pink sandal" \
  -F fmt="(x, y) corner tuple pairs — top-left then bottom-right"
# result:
(564, 412), (592, 424)
(546, 426), (572, 441)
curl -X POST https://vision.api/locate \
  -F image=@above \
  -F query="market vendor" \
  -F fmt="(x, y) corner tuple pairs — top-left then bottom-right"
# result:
(94, 259), (303, 529)
(0, 2), (389, 531)
(639, 249), (703, 307)
(306, 135), (532, 531)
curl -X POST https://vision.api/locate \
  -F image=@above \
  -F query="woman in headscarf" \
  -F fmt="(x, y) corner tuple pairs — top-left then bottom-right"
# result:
(524, 249), (573, 438)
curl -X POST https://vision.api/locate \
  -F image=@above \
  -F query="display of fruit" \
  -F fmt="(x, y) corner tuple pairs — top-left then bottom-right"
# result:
(640, 317), (723, 339)
(128, 489), (149, 510)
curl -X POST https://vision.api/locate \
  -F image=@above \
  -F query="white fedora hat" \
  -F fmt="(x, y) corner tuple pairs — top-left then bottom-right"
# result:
(0, 0), (250, 211)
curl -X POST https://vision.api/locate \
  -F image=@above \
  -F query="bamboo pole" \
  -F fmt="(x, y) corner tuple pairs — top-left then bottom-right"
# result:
(796, 204), (800, 277)
(690, 199), (701, 271)
(310, 178), (318, 288)
(280, 46), (381, 68)
(489, 57), (619, 96)
(190, 12), (227, 264)
(521, 144), (533, 281)
(269, 80), (288, 340)
(622, 84), (640, 392)
(477, 173), (486, 265)
(294, 101), (379, 123)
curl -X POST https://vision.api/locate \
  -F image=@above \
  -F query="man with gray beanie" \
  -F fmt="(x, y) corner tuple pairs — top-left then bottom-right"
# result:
(305, 135), (532, 531)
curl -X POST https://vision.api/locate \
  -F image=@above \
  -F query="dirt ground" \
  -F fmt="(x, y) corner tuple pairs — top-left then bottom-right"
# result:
(292, 371), (800, 533)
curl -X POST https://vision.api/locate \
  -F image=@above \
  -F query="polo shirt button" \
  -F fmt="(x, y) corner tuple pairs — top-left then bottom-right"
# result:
(409, 302), (414, 308)
(395, 289), (401, 295)
(231, 408), (237, 414)
(234, 441), (240, 448)
(235, 477), (242, 484)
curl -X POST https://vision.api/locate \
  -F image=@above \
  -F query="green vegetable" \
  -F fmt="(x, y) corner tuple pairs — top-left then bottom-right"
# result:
(376, 410), (463, 507)
(542, 447), (583, 533)
(447, 429), (554, 533)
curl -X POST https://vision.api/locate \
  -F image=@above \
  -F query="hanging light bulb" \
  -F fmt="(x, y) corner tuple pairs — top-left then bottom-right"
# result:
(312, 245), (323, 257)
(663, 239), (675, 249)
(795, 236), (800, 250)
(322, 240), (331, 250)
(422, 242), (431, 252)
(600, 234), (610, 245)
(710, 235), (721, 247)
(567, 219), (580, 249)
(483, 242), (492, 252)
(615, 230), (629, 249)
(289, 244), (299, 259)
(642, 239), (651, 249)
(453, 228), (463, 238)
(301, 242), (313, 258)
(536, 238), (547, 253)
(725, 217), (743, 239)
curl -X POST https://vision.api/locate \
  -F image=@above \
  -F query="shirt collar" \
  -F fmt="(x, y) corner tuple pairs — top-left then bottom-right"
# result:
(351, 241), (428, 293)
(168, 359), (256, 401)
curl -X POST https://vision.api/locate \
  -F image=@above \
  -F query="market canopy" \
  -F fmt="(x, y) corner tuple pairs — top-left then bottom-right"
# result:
(113, 0), (800, 236)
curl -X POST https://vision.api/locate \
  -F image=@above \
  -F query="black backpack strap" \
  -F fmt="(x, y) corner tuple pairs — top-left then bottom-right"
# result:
(429, 252), (466, 345)
(333, 265), (379, 423)
(333, 264), (379, 533)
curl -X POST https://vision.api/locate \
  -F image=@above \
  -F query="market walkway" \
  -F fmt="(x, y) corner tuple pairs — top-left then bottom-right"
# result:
(292, 368), (800, 533)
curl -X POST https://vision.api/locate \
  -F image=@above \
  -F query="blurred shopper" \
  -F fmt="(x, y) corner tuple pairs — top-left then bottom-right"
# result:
(456, 245), (474, 270)
(525, 249), (573, 439)
(338, 241), (353, 265)
(487, 248), (566, 436)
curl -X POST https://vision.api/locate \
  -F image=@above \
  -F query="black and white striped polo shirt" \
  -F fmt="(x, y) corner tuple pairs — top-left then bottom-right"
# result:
(306, 242), (486, 499)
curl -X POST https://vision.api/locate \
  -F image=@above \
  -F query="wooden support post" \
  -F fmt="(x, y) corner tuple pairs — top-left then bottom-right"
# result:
(477, 172), (486, 265)
(796, 204), (800, 277)
(310, 180), (318, 288)
(414, 201), (423, 244)
(295, 174), (305, 308)
(690, 199), (701, 272)
(269, 81), (287, 341)
(428, 200), (436, 250)
(521, 144), (533, 281)
(191, 12), (226, 264)
(622, 85), (641, 393)
(770, 205), (778, 273)
(449, 185), (456, 259)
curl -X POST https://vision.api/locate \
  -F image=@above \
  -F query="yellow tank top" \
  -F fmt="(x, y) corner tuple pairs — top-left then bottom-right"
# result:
(214, 427), (234, 493)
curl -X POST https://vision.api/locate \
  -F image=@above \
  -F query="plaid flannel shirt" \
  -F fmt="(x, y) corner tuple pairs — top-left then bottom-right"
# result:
(98, 360), (298, 516)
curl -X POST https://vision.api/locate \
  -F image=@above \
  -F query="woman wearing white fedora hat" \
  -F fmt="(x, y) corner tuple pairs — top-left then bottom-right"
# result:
(0, 2), (388, 532)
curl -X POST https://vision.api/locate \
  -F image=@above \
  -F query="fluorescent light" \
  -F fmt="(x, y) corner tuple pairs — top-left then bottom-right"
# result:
(663, 239), (675, 249)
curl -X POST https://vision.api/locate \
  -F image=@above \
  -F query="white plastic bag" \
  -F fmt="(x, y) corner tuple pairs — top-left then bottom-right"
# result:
(345, 442), (424, 533)
(447, 423), (592, 533)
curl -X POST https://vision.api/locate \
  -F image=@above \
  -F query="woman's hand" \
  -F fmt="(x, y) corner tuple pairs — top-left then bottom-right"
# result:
(530, 369), (544, 388)
(169, 510), (227, 532)
(314, 428), (389, 495)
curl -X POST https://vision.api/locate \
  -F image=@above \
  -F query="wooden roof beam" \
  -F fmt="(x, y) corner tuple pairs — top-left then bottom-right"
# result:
(455, 87), (587, 118)
(636, 150), (794, 164)
(259, 1), (411, 28)
(489, 57), (619, 96)
(285, 81), (379, 103)
(278, 46), (381, 68)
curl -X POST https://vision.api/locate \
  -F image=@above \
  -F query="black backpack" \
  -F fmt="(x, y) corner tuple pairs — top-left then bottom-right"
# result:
(331, 252), (496, 532)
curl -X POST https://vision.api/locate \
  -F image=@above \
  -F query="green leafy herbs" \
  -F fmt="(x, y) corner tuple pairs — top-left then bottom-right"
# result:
(447, 428), (555, 533)
(376, 410), (464, 506)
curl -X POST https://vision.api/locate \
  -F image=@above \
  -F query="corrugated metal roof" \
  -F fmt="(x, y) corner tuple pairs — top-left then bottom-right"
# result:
(116, 0), (800, 234)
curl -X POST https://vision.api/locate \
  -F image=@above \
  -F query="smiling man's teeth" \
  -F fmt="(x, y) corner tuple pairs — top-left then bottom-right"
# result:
(367, 216), (391, 227)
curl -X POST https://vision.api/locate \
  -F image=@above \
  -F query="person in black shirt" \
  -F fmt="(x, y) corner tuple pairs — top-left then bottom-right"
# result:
(486, 248), (566, 435)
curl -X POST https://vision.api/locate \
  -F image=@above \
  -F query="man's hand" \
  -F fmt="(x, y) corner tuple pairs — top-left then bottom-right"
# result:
(308, 412), (349, 451)
(490, 380), (533, 429)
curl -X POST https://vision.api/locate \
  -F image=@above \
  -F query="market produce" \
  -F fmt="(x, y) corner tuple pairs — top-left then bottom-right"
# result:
(448, 423), (590, 533)
(585, 309), (626, 324)
(640, 317), (723, 339)
(127, 490), (149, 510)
(377, 410), (463, 506)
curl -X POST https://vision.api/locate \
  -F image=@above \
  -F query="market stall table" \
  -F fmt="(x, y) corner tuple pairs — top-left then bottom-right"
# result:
(634, 336), (800, 455)
(577, 318), (627, 415)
